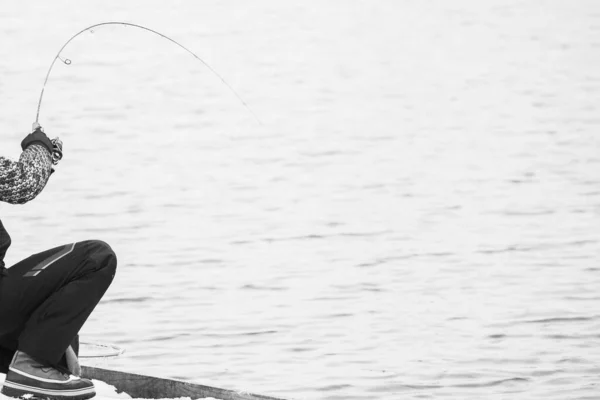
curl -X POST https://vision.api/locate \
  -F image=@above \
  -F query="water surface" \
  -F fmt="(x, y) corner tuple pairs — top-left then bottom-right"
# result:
(1, 1), (599, 399)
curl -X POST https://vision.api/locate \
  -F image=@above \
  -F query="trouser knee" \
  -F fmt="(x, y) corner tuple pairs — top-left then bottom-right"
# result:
(83, 240), (117, 281)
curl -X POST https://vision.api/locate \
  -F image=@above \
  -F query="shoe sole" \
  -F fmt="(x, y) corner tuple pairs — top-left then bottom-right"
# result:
(1, 381), (96, 400)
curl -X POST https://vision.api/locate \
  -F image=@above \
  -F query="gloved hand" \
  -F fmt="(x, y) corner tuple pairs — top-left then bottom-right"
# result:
(21, 124), (53, 154)
(22, 123), (64, 165)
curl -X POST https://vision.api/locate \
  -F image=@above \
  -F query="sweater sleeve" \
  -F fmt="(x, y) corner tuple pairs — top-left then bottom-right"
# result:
(0, 144), (54, 204)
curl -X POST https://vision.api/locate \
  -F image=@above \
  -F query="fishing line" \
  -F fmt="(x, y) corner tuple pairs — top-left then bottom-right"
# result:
(35, 22), (261, 125)
(78, 341), (125, 358)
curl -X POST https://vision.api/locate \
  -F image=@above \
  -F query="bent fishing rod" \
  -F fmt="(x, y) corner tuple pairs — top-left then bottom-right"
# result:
(35, 22), (261, 126)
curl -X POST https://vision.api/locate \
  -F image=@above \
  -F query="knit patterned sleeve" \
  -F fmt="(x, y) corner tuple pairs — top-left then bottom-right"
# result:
(0, 144), (54, 204)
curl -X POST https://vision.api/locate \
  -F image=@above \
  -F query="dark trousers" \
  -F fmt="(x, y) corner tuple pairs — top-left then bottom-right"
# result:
(0, 240), (117, 373)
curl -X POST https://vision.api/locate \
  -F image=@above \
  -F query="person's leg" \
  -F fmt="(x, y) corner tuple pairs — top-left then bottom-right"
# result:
(19, 241), (116, 364)
(0, 240), (116, 365)
(0, 240), (116, 400)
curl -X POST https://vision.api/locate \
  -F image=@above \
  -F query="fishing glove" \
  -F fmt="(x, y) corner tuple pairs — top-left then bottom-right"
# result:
(21, 125), (64, 165)
(21, 126), (53, 154)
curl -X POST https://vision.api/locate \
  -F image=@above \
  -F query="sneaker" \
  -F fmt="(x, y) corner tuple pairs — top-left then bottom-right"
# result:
(0, 351), (95, 400)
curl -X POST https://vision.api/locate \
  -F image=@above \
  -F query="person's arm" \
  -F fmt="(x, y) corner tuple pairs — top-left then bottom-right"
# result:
(0, 129), (55, 205)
